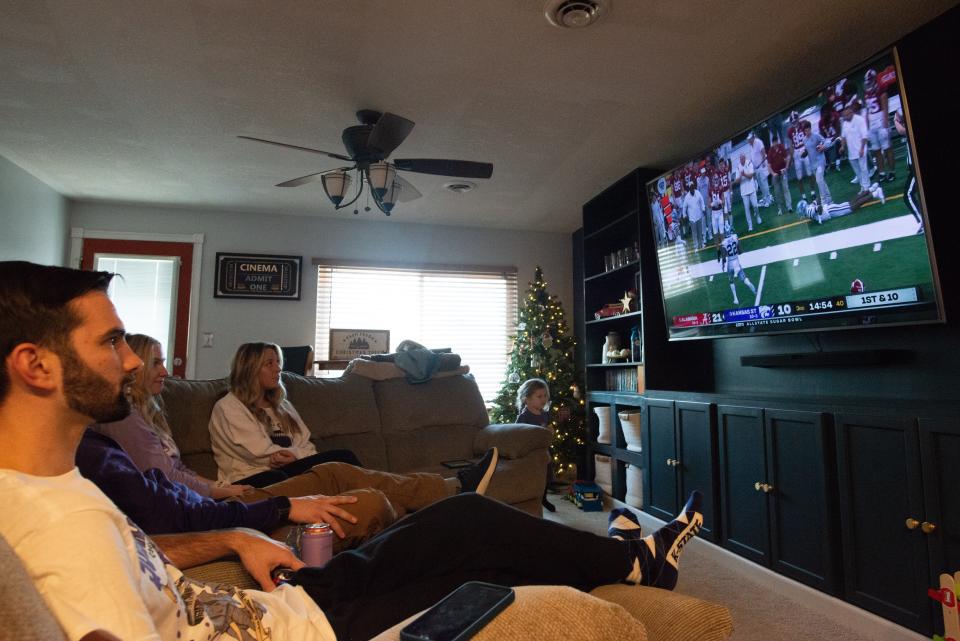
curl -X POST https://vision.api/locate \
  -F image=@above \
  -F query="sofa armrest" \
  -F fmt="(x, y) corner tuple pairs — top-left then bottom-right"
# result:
(473, 423), (551, 459)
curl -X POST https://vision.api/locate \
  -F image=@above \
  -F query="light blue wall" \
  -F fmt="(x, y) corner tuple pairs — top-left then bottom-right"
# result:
(71, 200), (575, 379)
(0, 156), (67, 265)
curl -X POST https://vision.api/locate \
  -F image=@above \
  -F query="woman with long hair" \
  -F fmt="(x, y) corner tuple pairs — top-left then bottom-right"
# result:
(93, 334), (252, 498)
(209, 341), (360, 487)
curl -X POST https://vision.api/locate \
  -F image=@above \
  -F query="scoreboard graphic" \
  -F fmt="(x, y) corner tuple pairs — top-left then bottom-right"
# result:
(672, 286), (926, 335)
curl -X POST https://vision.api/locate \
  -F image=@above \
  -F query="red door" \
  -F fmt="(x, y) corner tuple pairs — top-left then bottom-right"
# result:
(81, 239), (193, 378)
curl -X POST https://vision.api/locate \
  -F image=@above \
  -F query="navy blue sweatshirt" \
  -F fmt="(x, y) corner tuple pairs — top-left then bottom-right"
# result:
(75, 429), (282, 535)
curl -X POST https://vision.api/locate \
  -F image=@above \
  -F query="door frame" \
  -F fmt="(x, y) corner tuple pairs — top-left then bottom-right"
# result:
(70, 228), (204, 379)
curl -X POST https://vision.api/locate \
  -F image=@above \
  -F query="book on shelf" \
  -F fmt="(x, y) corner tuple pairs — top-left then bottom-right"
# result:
(603, 365), (645, 393)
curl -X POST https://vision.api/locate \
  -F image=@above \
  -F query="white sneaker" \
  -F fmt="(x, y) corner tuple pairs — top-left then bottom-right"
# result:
(850, 176), (859, 184)
(756, 216), (762, 224)
(733, 298), (740, 305)
(873, 186), (885, 205)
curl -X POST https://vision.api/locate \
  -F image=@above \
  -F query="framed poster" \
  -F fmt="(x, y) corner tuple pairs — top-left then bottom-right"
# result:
(215, 253), (301, 300)
(329, 329), (390, 359)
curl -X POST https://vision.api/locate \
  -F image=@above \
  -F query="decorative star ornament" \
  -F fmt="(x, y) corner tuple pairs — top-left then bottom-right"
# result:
(620, 291), (633, 313)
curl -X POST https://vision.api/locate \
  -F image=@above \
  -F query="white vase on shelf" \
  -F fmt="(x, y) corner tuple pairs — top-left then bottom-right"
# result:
(593, 406), (612, 444)
(618, 410), (642, 452)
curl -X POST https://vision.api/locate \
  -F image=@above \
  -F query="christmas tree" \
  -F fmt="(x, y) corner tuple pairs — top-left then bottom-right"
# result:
(490, 266), (586, 474)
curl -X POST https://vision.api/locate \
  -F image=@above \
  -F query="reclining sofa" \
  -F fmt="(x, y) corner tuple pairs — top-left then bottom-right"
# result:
(160, 362), (552, 515)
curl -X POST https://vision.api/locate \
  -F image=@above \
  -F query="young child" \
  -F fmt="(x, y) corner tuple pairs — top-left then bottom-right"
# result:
(516, 378), (556, 512)
(517, 378), (551, 427)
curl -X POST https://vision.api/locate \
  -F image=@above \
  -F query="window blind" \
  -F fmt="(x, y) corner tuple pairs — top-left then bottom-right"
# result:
(315, 262), (518, 402)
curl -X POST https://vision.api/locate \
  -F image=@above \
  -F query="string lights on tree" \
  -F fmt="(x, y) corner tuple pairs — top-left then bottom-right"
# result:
(490, 266), (586, 475)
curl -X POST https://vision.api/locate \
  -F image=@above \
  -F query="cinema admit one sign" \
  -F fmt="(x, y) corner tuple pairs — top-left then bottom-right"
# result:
(215, 253), (302, 300)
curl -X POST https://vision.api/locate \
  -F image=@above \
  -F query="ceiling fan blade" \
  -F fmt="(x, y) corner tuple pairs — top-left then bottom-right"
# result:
(393, 159), (493, 179)
(238, 135), (352, 161)
(367, 113), (415, 158)
(275, 167), (352, 188)
(394, 174), (422, 202)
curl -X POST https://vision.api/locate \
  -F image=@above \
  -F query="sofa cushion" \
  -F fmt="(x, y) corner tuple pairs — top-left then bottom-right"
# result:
(0, 535), (68, 641)
(590, 584), (734, 641)
(283, 373), (382, 437)
(161, 377), (229, 477)
(374, 375), (489, 433)
(371, 585), (648, 641)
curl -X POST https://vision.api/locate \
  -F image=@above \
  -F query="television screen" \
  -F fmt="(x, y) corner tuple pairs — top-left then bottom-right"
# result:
(645, 48), (943, 341)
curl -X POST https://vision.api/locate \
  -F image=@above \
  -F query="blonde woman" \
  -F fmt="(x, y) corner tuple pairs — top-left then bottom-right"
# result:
(209, 341), (360, 487)
(94, 334), (252, 499)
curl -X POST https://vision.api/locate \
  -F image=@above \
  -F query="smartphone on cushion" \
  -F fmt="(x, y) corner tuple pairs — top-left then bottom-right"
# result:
(399, 582), (515, 641)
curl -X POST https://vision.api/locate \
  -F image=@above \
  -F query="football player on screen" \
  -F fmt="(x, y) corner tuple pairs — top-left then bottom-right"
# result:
(863, 66), (897, 183)
(787, 111), (816, 198)
(894, 110), (923, 234)
(796, 182), (884, 224)
(717, 222), (757, 306)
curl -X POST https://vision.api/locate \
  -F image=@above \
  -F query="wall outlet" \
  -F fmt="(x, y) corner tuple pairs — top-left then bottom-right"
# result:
(202, 332), (214, 348)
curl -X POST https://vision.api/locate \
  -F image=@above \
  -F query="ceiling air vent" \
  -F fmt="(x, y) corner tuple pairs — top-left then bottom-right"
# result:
(444, 181), (476, 194)
(544, 0), (608, 29)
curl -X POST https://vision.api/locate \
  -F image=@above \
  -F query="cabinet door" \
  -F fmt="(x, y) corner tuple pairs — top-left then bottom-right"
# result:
(644, 398), (678, 522)
(765, 409), (838, 594)
(676, 401), (718, 542)
(718, 405), (769, 565)
(919, 417), (960, 616)
(836, 414), (930, 635)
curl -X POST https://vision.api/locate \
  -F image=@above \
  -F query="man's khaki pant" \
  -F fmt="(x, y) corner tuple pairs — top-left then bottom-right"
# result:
(237, 462), (453, 552)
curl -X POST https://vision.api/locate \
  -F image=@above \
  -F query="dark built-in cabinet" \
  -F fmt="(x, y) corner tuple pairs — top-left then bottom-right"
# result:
(644, 398), (719, 542)
(836, 414), (960, 635)
(718, 406), (838, 594)
(575, 160), (960, 634)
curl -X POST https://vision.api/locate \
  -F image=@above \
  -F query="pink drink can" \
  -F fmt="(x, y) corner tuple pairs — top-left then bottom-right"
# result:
(300, 523), (333, 567)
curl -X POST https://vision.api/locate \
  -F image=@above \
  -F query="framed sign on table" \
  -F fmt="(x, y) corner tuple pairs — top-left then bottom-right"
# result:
(329, 329), (390, 360)
(215, 253), (302, 300)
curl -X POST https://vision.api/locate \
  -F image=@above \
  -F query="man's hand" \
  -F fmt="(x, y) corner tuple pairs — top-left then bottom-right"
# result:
(289, 495), (359, 538)
(231, 529), (305, 592)
(269, 449), (297, 468)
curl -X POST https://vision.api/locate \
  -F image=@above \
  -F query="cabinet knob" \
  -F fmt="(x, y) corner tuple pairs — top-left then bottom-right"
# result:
(761, 483), (774, 493)
(905, 517), (920, 530)
(754, 481), (762, 491)
(672, 458), (680, 467)
(666, 458), (673, 467)
(921, 521), (937, 535)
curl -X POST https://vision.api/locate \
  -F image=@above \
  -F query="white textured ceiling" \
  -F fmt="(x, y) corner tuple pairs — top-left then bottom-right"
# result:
(0, 1), (955, 232)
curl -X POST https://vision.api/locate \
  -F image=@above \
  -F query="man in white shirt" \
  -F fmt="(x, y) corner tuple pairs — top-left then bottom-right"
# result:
(736, 152), (762, 232)
(0, 261), (705, 641)
(840, 105), (871, 193)
(746, 132), (772, 207)
(682, 183), (707, 250)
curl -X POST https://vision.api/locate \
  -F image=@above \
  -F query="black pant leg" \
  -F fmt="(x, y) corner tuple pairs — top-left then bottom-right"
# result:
(295, 493), (631, 640)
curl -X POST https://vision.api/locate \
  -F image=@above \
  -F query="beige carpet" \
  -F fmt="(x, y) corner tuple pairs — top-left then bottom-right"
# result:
(543, 492), (923, 641)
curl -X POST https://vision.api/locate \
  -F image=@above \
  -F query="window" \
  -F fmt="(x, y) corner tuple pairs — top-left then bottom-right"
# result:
(95, 255), (178, 357)
(315, 262), (518, 402)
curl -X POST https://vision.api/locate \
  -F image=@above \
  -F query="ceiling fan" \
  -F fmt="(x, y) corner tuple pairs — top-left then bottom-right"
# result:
(239, 110), (493, 216)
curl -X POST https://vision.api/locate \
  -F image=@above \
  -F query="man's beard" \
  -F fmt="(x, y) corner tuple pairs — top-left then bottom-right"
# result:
(60, 346), (133, 423)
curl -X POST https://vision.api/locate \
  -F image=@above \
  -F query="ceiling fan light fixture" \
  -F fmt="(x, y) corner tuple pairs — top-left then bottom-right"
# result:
(374, 179), (402, 215)
(321, 170), (352, 206)
(367, 162), (397, 199)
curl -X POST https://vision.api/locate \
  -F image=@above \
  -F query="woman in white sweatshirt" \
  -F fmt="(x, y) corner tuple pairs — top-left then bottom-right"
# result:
(209, 341), (360, 486)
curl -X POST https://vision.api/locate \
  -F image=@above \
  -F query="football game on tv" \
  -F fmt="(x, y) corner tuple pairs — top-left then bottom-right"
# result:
(646, 49), (944, 341)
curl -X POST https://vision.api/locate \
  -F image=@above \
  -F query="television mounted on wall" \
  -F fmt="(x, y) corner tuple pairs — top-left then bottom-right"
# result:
(645, 48), (944, 341)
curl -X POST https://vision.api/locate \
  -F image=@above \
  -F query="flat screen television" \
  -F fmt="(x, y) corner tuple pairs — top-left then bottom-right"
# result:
(645, 48), (944, 341)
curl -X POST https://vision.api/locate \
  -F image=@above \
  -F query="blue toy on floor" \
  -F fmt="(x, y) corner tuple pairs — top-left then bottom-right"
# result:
(567, 481), (604, 512)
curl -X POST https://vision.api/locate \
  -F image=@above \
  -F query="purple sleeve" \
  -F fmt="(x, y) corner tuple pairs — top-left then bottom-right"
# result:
(94, 413), (212, 496)
(76, 430), (281, 535)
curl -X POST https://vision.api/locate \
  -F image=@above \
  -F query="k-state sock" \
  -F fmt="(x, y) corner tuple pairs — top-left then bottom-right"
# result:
(615, 490), (704, 590)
